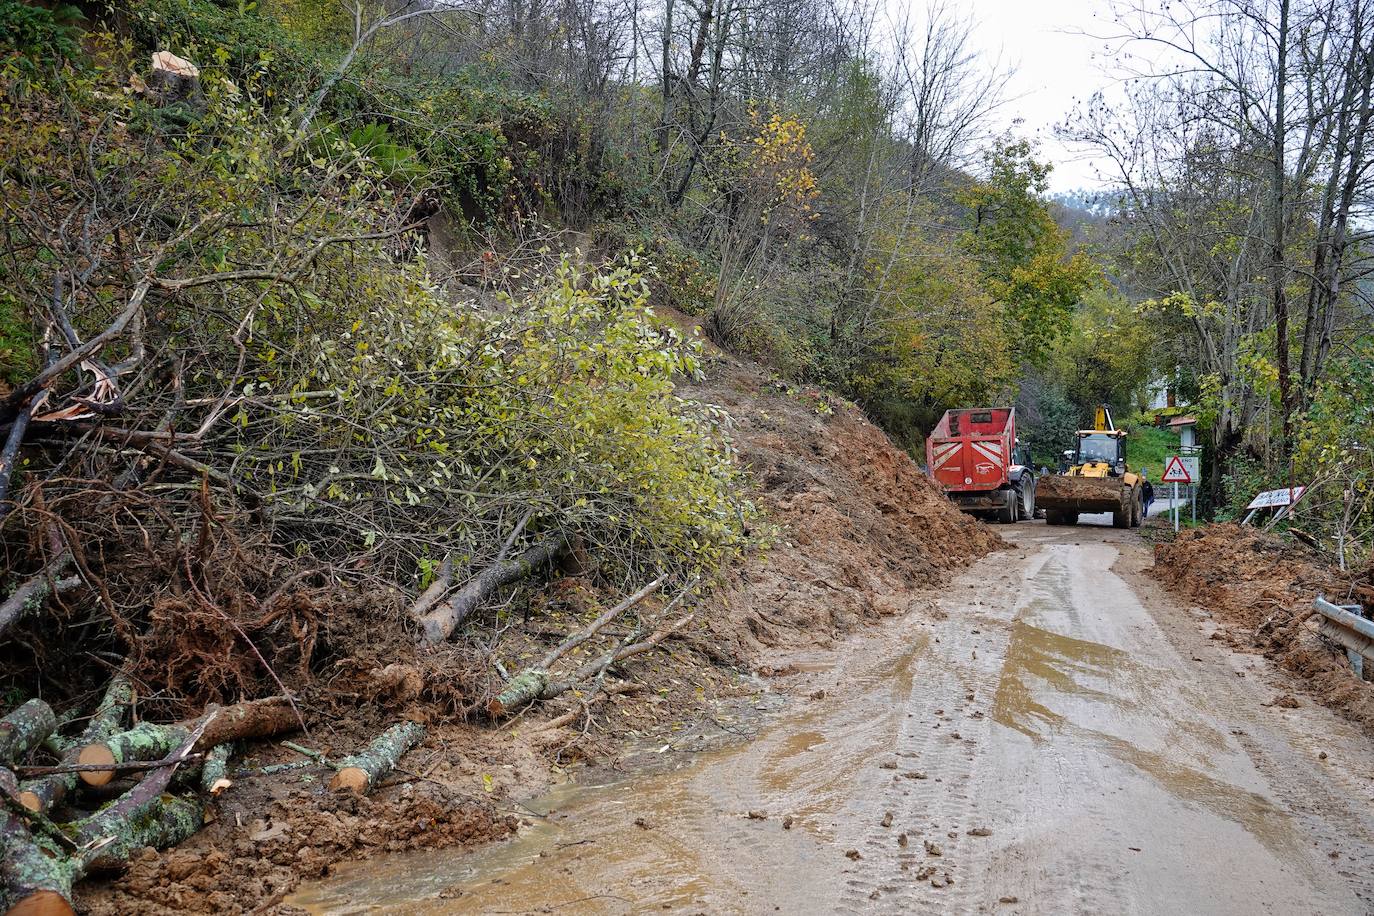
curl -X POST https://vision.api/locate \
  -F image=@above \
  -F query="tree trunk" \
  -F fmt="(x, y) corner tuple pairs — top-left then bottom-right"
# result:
(418, 535), (566, 645)
(77, 723), (188, 788)
(0, 553), (75, 640)
(407, 556), (452, 620)
(0, 701), (57, 767)
(328, 721), (426, 795)
(0, 806), (73, 916)
(78, 696), (297, 787)
(194, 697), (298, 751)
(18, 677), (132, 814)
(1271, 0), (1293, 459)
(198, 744), (232, 797)
(487, 576), (665, 716)
(487, 668), (551, 718)
(76, 795), (203, 874)
(545, 612), (696, 697)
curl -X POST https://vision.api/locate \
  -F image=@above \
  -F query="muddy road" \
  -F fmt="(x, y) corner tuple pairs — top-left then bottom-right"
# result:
(292, 523), (1374, 914)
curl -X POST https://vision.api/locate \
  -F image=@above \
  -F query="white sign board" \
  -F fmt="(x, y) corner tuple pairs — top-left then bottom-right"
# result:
(1179, 456), (1200, 481)
(1246, 486), (1307, 510)
(1161, 456), (1192, 483)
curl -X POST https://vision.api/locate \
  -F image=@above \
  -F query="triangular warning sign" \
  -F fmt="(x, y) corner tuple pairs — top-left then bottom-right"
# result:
(1161, 456), (1191, 483)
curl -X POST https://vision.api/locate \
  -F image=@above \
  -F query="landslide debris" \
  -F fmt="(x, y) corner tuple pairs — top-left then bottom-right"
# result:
(684, 355), (1003, 658)
(57, 327), (1002, 913)
(1154, 524), (1374, 731)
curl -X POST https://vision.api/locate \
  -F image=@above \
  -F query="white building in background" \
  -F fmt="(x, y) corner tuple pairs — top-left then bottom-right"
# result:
(1168, 415), (1198, 449)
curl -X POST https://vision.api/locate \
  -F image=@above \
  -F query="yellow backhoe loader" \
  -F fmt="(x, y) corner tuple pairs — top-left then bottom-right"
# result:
(1036, 405), (1143, 528)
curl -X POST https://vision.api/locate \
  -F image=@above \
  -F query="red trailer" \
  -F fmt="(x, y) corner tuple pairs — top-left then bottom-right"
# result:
(925, 407), (1035, 523)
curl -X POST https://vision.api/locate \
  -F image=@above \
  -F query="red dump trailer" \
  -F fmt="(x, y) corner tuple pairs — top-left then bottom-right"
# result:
(925, 407), (1035, 523)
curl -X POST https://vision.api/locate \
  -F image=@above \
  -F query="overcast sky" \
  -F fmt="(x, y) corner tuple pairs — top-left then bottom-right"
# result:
(935, 0), (1121, 193)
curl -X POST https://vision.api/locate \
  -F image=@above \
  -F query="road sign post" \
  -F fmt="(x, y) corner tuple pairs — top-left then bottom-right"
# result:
(1161, 456), (1193, 533)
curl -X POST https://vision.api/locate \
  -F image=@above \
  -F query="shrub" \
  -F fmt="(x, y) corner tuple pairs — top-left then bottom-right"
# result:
(0, 1), (84, 73)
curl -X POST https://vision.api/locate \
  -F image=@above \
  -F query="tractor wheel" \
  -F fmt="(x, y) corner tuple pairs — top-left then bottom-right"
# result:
(1113, 491), (1132, 528)
(1045, 509), (1078, 526)
(996, 488), (1017, 524)
(1019, 482), (1035, 522)
(1131, 489), (1144, 527)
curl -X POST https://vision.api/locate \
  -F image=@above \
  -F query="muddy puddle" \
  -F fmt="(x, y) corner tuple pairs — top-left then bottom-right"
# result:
(290, 637), (929, 915)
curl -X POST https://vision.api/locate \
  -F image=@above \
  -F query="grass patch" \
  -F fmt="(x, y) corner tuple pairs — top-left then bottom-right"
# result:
(1126, 422), (1181, 481)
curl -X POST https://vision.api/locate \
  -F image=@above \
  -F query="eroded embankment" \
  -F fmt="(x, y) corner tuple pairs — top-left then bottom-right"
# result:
(76, 351), (1000, 914)
(1154, 523), (1374, 731)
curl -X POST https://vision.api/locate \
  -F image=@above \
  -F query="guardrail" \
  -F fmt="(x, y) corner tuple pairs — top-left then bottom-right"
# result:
(1312, 596), (1374, 679)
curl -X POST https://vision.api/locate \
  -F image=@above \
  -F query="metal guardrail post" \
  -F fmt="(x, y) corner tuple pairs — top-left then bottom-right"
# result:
(1312, 597), (1374, 680)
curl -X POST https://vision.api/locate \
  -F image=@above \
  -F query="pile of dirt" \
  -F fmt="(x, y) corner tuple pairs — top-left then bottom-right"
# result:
(68, 323), (1002, 913)
(683, 358), (1003, 659)
(1154, 523), (1374, 731)
(79, 776), (516, 914)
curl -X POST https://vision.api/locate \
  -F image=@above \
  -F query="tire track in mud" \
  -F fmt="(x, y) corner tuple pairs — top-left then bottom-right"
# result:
(1112, 549), (1374, 909)
(833, 549), (1038, 914)
(292, 528), (1374, 915)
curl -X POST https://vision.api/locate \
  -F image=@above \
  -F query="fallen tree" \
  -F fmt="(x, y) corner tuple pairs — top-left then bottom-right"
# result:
(486, 576), (664, 715)
(418, 534), (567, 645)
(488, 579), (692, 717)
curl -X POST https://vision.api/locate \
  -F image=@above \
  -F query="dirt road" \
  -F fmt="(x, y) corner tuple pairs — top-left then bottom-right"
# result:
(292, 522), (1374, 914)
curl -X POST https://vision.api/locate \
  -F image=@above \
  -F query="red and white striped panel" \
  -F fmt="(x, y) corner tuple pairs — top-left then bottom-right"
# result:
(971, 441), (1004, 469)
(931, 441), (962, 470)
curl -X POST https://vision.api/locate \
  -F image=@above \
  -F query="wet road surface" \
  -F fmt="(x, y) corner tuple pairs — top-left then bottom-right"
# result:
(292, 523), (1374, 914)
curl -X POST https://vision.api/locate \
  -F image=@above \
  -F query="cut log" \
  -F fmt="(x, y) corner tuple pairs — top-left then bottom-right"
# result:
(418, 535), (567, 645)
(328, 721), (426, 795)
(198, 744), (232, 796)
(18, 677), (133, 814)
(0, 701), (57, 767)
(77, 722), (187, 788)
(76, 696), (298, 788)
(193, 697), (297, 751)
(487, 668), (550, 718)
(77, 795), (203, 873)
(0, 807), (74, 916)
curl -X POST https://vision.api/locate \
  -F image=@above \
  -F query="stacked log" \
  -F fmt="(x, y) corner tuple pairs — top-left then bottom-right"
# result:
(0, 691), (299, 915)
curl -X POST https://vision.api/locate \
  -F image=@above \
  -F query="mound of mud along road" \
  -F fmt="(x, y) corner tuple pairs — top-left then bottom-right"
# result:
(60, 337), (1001, 914)
(682, 358), (1004, 659)
(1154, 523), (1374, 732)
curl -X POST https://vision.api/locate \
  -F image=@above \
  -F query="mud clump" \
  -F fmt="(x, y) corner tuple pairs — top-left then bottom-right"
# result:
(77, 778), (514, 915)
(1155, 524), (1374, 732)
